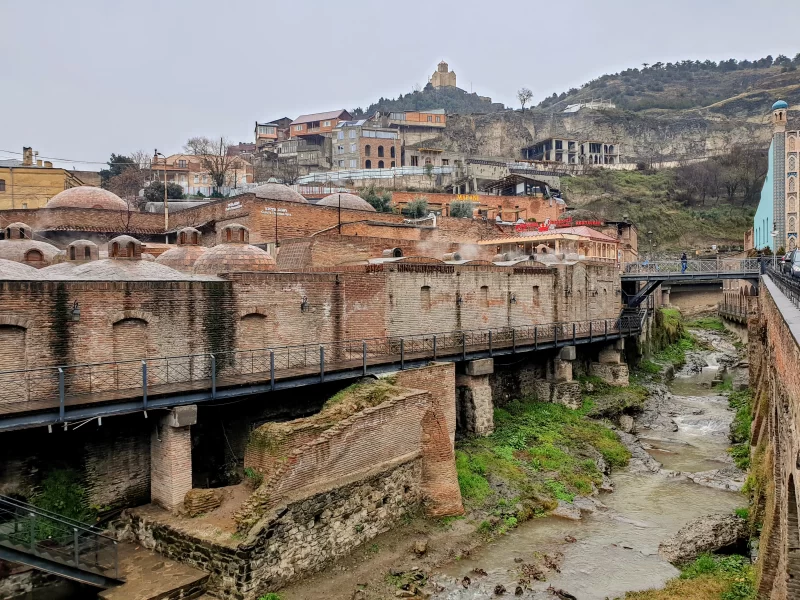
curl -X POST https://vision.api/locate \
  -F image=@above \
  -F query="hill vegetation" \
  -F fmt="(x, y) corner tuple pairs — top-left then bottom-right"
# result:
(537, 53), (800, 113)
(353, 84), (505, 117)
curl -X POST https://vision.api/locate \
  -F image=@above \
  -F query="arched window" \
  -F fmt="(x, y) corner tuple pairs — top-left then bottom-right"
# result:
(111, 243), (119, 258)
(364, 145), (371, 157)
(391, 161), (396, 168)
(126, 242), (135, 257)
(421, 286), (431, 310)
(179, 232), (186, 245)
(24, 249), (43, 263)
(378, 146), (384, 157)
(365, 160), (372, 169)
(4, 228), (9, 239)
(226, 228), (232, 242)
(19, 228), (26, 239)
(239, 229), (245, 242)
(390, 146), (396, 158)
(425, 158), (432, 166)
(789, 177), (797, 193)
(480, 285), (489, 308)
(70, 246), (76, 260)
(84, 246), (91, 259)
(0, 179), (5, 192)
(192, 232), (199, 245)
(378, 160), (384, 168)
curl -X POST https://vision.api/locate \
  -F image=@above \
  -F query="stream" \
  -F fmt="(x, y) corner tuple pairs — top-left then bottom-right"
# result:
(430, 328), (747, 599)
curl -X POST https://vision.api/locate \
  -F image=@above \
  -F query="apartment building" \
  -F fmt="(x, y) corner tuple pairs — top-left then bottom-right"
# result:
(522, 138), (622, 165)
(0, 147), (85, 209)
(368, 109), (447, 146)
(152, 154), (253, 196)
(331, 119), (400, 170)
(254, 117), (292, 149)
(289, 110), (352, 139)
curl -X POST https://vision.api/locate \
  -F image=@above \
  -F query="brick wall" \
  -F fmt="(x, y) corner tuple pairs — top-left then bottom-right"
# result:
(150, 416), (193, 512)
(0, 207), (165, 238)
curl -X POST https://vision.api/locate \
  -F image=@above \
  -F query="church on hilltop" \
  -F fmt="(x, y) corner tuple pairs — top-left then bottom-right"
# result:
(430, 60), (457, 89)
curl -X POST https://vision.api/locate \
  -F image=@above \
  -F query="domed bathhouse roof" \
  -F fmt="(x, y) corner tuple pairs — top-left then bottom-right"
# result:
(45, 186), (129, 211)
(251, 183), (308, 203)
(108, 235), (143, 259)
(0, 258), (45, 280)
(39, 258), (216, 281)
(0, 223), (60, 268)
(773, 100), (789, 110)
(65, 240), (100, 263)
(317, 193), (376, 212)
(193, 224), (275, 275)
(155, 227), (207, 272)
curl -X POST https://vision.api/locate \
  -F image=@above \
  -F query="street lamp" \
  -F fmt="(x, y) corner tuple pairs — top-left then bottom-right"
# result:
(154, 150), (169, 243)
(771, 229), (778, 270)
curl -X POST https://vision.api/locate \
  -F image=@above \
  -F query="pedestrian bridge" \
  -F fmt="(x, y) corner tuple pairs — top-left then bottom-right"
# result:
(621, 259), (761, 308)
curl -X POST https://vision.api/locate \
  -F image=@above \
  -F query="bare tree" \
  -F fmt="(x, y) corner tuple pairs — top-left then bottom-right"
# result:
(517, 87), (533, 113)
(107, 167), (147, 207)
(184, 136), (236, 193)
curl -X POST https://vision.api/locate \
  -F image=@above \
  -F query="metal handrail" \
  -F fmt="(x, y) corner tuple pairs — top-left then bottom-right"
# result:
(622, 258), (760, 275)
(0, 315), (642, 415)
(0, 495), (119, 579)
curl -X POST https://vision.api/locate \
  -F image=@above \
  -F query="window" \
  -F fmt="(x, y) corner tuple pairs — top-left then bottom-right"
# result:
(427, 115), (432, 122)
(257, 126), (267, 135)
(555, 140), (563, 150)
(364, 145), (371, 157)
(324, 120), (331, 127)
(337, 145), (344, 154)
(421, 286), (431, 309)
(349, 130), (356, 139)
(21, 203), (27, 209)
(226, 229), (232, 242)
(0, 179), (5, 192)
(480, 286), (489, 308)
(84, 246), (91, 259)
(378, 160), (384, 168)
(425, 158), (432, 166)
(435, 116), (441, 123)
(349, 159), (358, 168)
(338, 131), (344, 140)
(192, 232), (199, 245)
(411, 156), (418, 167)
(178, 159), (187, 168)
(194, 175), (199, 183)
(391, 161), (395, 167)
(442, 159), (449, 166)
(339, 160), (344, 167)
(295, 125), (303, 131)
(378, 146), (384, 157)
(390, 146), (395, 158)
(532, 286), (540, 308)
(69, 246), (76, 260)
(350, 143), (357, 153)
(365, 160), (372, 169)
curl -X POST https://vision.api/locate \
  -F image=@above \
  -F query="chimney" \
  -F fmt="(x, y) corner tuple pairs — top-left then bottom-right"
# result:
(36, 160), (43, 167)
(44, 161), (53, 168)
(22, 147), (33, 166)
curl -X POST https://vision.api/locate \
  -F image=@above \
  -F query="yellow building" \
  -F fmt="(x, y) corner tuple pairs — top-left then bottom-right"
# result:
(0, 148), (85, 210)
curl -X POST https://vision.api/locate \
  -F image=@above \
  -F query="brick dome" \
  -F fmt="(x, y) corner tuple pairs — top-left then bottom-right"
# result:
(193, 227), (275, 275)
(40, 258), (214, 281)
(108, 235), (143, 259)
(251, 183), (308, 203)
(66, 240), (99, 262)
(317, 193), (376, 212)
(0, 234), (60, 268)
(156, 245), (207, 272)
(0, 258), (44, 280)
(46, 186), (129, 211)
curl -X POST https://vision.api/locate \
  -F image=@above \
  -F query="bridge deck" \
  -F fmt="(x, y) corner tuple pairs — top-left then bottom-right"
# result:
(0, 316), (643, 431)
(621, 259), (761, 282)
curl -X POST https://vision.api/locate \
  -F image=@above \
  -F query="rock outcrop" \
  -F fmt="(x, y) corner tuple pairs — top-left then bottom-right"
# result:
(658, 514), (748, 564)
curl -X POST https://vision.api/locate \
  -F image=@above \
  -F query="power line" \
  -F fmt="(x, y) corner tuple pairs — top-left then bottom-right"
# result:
(0, 149), (153, 166)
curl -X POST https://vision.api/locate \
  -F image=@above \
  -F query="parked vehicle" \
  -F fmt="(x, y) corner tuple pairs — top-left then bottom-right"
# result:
(781, 252), (793, 273)
(786, 250), (800, 277)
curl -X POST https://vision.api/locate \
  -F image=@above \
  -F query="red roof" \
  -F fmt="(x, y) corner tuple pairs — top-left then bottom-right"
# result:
(290, 110), (352, 125)
(519, 225), (618, 242)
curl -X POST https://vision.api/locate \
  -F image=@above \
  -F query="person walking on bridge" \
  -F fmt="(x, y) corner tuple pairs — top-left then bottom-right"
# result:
(681, 252), (688, 274)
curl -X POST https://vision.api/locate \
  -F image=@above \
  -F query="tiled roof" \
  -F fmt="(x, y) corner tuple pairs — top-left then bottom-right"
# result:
(291, 110), (351, 125)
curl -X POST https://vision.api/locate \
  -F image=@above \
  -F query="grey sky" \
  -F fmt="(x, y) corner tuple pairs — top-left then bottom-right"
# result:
(2, 0), (799, 170)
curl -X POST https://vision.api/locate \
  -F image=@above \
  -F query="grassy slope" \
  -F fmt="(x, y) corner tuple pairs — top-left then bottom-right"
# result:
(562, 170), (754, 250)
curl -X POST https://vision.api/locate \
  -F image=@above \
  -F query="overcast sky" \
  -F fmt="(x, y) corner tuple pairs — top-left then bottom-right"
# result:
(2, 0), (799, 170)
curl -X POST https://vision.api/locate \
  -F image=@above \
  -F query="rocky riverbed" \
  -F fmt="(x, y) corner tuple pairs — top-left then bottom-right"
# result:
(428, 327), (748, 600)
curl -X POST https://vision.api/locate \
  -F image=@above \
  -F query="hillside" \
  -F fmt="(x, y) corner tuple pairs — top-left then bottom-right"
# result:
(353, 85), (505, 116)
(538, 55), (800, 114)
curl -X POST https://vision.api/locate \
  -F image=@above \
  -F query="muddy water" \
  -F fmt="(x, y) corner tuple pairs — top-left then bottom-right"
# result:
(433, 332), (746, 599)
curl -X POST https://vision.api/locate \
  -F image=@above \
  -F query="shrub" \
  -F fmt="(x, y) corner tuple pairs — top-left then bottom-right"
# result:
(403, 197), (429, 218)
(449, 201), (476, 218)
(359, 186), (393, 213)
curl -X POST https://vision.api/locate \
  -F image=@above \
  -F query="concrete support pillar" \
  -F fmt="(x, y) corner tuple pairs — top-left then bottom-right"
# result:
(456, 359), (494, 436)
(541, 346), (581, 409)
(151, 405), (197, 512)
(590, 339), (630, 386)
(662, 286), (671, 307)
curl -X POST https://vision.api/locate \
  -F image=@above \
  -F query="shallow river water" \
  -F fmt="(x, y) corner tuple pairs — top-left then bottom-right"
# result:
(433, 334), (746, 599)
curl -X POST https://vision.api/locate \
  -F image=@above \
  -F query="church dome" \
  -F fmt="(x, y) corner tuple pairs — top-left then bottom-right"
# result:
(193, 223), (275, 275)
(251, 183), (308, 203)
(45, 186), (129, 211)
(773, 100), (789, 110)
(317, 193), (376, 212)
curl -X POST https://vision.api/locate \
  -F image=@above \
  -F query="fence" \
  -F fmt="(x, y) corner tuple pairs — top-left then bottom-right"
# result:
(622, 258), (761, 275)
(0, 316), (643, 418)
(0, 495), (119, 581)
(297, 165), (454, 184)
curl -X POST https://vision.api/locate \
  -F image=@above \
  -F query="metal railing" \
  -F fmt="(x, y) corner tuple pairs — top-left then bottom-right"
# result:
(766, 267), (800, 310)
(0, 495), (118, 580)
(0, 316), (642, 417)
(622, 258), (761, 275)
(718, 302), (748, 321)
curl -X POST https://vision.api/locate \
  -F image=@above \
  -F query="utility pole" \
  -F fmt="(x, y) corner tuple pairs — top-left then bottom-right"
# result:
(154, 150), (169, 243)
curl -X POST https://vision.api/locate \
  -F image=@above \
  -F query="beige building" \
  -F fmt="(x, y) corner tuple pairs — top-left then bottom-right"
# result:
(430, 61), (456, 89)
(0, 147), (85, 210)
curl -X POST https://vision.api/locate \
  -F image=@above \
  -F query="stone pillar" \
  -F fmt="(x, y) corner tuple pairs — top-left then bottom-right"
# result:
(548, 346), (582, 409)
(662, 286), (671, 307)
(151, 405), (197, 512)
(590, 339), (630, 386)
(456, 358), (494, 436)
